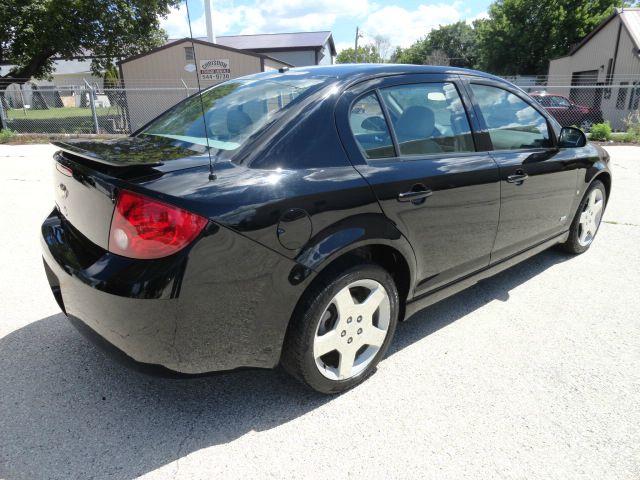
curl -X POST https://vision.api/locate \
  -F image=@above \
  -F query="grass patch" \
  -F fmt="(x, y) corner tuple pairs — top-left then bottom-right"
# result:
(0, 129), (17, 144)
(589, 132), (640, 144)
(6, 107), (112, 120)
(611, 132), (638, 143)
(0, 133), (125, 145)
(4, 107), (125, 134)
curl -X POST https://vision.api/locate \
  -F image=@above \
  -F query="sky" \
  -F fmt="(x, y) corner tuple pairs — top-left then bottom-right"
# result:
(161, 0), (492, 55)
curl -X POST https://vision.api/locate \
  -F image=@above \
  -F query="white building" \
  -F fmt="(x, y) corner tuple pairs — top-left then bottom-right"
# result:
(1, 57), (104, 110)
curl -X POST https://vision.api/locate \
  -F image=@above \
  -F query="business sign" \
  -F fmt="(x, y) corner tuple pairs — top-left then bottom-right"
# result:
(200, 59), (231, 80)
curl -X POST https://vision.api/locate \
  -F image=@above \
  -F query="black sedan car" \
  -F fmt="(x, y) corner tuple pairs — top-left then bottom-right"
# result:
(41, 65), (611, 393)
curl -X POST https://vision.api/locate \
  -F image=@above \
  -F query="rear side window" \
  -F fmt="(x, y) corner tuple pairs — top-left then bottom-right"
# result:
(379, 82), (474, 156)
(140, 76), (329, 153)
(470, 84), (551, 150)
(349, 93), (395, 159)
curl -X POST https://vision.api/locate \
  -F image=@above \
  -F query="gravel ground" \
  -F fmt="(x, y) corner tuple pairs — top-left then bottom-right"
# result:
(1, 144), (639, 480)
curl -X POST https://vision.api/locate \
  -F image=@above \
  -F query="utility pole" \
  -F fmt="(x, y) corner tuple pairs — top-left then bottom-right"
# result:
(205, 0), (216, 43)
(354, 27), (360, 63)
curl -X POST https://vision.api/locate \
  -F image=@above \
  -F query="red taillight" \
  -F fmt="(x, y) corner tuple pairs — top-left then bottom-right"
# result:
(56, 163), (73, 177)
(108, 190), (207, 259)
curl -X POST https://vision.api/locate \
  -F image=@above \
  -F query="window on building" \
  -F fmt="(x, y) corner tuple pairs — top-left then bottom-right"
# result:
(631, 83), (640, 110)
(617, 82), (629, 110)
(379, 82), (474, 155)
(470, 84), (550, 150)
(184, 47), (195, 62)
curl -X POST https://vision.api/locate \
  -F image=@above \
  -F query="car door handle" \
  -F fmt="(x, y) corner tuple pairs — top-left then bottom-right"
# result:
(398, 186), (433, 203)
(506, 171), (529, 185)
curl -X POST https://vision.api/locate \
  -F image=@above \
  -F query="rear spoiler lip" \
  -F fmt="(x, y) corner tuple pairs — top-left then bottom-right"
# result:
(51, 141), (164, 168)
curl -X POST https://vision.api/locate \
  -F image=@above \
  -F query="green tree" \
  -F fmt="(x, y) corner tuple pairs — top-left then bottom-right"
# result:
(103, 64), (125, 113)
(336, 44), (382, 64)
(424, 21), (479, 68)
(394, 42), (427, 65)
(0, 0), (179, 85)
(389, 46), (404, 63)
(103, 65), (120, 89)
(476, 0), (636, 75)
(394, 21), (479, 68)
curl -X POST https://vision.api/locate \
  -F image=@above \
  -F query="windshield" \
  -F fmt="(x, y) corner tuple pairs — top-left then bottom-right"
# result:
(138, 75), (330, 153)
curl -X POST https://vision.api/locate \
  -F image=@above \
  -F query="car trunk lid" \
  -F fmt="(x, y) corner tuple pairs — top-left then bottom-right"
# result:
(51, 137), (211, 250)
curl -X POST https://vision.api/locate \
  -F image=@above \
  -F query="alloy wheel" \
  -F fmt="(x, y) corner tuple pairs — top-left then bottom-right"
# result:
(578, 187), (604, 247)
(313, 279), (391, 381)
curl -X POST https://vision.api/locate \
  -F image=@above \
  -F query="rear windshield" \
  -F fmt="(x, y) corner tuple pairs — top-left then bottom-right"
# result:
(138, 75), (330, 153)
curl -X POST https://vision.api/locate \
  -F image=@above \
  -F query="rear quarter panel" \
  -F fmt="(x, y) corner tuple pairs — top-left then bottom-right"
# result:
(123, 85), (419, 362)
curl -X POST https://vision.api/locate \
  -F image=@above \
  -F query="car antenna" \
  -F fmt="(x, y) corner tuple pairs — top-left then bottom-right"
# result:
(186, 0), (216, 181)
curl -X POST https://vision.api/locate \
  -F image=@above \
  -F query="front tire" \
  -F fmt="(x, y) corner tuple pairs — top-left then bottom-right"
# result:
(560, 180), (606, 254)
(281, 262), (399, 394)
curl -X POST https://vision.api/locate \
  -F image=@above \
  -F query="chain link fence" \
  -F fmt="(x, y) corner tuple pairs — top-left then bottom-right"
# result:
(2, 76), (640, 135)
(506, 75), (640, 133)
(0, 81), (199, 135)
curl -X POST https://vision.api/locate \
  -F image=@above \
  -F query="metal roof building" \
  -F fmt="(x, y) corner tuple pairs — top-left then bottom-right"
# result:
(216, 31), (336, 67)
(118, 38), (291, 131)
(170, 31), (336, 67)
(548, 8), (640, 130)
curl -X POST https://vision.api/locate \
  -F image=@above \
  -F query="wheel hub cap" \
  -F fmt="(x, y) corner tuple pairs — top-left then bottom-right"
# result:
(313, 279), (391, 381)
(578, 188), (604, 247)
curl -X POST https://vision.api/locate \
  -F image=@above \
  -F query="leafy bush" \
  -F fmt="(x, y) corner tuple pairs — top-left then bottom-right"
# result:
(0, 128), (17, 144)
(589, 122), (612, 141)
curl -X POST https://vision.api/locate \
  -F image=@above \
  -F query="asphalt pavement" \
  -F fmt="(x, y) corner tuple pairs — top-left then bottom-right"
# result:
(0, 144), (638, 479)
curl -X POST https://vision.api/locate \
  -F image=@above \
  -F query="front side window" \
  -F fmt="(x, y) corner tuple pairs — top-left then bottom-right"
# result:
(140, 75), (330, 153)
(379, 82), (474, 155)
(349, 93), (395, 159)
(470, 84), (551, 150)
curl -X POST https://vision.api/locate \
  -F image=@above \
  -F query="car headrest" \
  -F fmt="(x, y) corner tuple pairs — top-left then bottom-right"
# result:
(395, 106), (435, 142)
(227, 109), (252, 135)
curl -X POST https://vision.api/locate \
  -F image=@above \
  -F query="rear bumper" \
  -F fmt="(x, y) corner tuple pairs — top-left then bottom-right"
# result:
(41, 209), (305, 374)
(41, 210), (185, 370)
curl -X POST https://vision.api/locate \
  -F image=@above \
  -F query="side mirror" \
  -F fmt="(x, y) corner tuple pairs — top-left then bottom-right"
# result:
(558, 126), (587, 148)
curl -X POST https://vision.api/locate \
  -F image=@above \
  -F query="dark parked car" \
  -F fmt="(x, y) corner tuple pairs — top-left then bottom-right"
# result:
(41, 65), (611, 393)
(530, 92), (604, 132)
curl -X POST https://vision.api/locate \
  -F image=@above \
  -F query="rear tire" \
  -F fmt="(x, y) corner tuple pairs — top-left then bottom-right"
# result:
(560, 180), (606, 254)
(281, 262), (399, 394)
